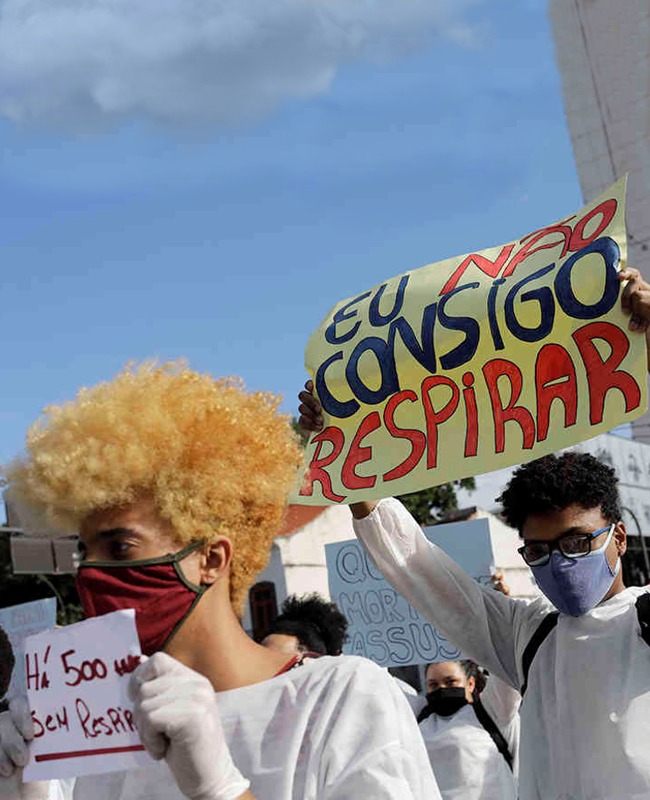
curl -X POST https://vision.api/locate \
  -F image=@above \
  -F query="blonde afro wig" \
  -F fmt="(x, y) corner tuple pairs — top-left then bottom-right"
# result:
(4, 362), (303, 613)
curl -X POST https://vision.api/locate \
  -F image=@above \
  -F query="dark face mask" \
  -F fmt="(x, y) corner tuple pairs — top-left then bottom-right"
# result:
(426, 686), (468, 717)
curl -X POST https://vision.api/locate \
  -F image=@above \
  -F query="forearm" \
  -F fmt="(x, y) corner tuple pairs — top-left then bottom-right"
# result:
(481, 672), (521, 728)
(353, 498), (521, 684)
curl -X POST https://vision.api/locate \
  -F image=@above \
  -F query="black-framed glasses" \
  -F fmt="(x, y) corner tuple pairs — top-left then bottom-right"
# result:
(518, 524), (614, 567)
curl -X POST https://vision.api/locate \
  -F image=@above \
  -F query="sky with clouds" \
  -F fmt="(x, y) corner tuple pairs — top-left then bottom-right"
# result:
(0, 0), (582, 471)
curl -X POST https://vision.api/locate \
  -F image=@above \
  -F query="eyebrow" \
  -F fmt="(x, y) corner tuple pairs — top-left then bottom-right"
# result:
(96, 527), (141, 540)
(523, 526), (594, 543)
(77, 527), (141, 555)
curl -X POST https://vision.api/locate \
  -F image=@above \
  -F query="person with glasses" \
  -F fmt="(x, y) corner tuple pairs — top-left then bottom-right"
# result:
(297, 268), (650, 800)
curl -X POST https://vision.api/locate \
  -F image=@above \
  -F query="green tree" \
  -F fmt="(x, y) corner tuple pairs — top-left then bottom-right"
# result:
(397, 477), (476, 526)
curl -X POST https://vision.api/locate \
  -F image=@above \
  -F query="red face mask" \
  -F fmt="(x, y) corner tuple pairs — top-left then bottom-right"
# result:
(75, 542), (206, 656)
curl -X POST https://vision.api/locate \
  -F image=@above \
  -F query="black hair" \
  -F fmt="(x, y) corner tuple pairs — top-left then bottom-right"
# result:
(267, 593), (349, 656)
(425, 659), (487, 694)
(0, 625), (15, 700)
(498, 452), (621, 533)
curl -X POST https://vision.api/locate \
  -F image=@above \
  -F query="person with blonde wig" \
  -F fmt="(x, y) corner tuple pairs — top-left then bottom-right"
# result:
(0, 362), (439, 800)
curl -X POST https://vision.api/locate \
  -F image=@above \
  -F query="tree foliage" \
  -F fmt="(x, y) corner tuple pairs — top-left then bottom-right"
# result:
(397, 477), (476, 526)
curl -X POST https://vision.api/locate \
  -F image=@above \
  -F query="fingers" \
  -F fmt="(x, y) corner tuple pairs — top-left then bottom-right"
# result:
(0, 747), (15, 778)
(298, 382), (324, 433)
(8, 699), (34, 743)
(129, 658), (178, 762)
(298, 390), (321, 415)
(129, 655), (211, 761)
(618, 268), (650, 332)
(0, 710), (30, 774)
(131, 705), (167, 761)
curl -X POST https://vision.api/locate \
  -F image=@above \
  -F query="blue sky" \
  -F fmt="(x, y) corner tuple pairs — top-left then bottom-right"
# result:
(0, 0), (581, 470)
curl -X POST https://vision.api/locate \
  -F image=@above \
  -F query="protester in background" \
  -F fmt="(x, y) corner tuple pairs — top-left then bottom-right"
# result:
(0, 362), (441, 800)
(0, 626), (14, 713)
(418, 660), (518, 800)
(297, 266), (650, 800)
(262, 593), (348, 656)
(414, 574), (519, 800)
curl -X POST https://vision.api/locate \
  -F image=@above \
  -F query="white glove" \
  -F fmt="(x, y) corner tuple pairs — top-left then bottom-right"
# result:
(0, 699), (50, 800)
(128, 654), (250, 800)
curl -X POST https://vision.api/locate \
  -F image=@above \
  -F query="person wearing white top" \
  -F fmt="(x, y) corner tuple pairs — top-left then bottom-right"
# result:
(0, 363), (440, 800)
(350, 481), (650, 800)
(12, 653), (433, 800)
(295, 263), (650, 800)
(416, 660), (519, 800)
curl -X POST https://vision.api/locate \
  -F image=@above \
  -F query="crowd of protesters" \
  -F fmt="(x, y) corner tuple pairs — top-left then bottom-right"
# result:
(0, 267), (649, 798)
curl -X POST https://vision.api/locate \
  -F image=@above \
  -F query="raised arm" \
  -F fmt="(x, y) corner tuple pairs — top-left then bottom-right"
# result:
(353, 498), (537, 688)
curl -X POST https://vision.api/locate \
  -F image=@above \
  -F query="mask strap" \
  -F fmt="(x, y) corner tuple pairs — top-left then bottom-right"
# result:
(590, 523), (616, 556)
(590, 523), (620, 579)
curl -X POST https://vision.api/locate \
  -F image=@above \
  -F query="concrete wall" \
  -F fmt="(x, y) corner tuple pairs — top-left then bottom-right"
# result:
(549, 0), (650, 442)
(274, 505), (356, 600)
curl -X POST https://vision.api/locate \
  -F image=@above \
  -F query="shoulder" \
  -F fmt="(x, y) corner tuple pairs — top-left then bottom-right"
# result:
(296, 656), (418, 718)
(625, 585), (650, 600)
(296, 654), (398, 688)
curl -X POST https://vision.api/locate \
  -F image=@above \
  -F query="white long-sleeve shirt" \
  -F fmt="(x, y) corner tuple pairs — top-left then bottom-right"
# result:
(43, 655), (440, 800)
(418, 673), (519, 800)
(354, 498), (650, 800)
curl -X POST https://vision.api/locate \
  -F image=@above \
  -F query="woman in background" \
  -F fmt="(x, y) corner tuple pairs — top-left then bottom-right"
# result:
(417, 658), (519, 800)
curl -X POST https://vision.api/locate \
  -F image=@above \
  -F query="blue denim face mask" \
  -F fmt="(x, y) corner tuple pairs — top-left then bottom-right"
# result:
(530, 525), (619, 616)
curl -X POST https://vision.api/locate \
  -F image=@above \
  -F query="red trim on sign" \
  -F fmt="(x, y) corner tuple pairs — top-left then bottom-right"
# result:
(35, 745), (146, 762)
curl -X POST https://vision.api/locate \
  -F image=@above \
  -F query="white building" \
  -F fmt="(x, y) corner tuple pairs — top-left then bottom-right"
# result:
(549, 0), (650, 441)
(243, 500), (537, 641)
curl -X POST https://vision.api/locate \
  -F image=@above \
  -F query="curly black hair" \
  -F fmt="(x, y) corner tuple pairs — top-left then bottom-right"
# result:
(268, 593), (349, 656)
(498, 452), (621, 533)
(0, 624), (15, 703)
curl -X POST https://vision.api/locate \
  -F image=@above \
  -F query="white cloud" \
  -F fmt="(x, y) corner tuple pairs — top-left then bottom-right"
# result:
(0, 0), (480, 132)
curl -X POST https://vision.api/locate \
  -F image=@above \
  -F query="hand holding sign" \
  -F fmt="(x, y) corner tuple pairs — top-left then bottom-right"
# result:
(293, 179), (649, 505)
(129, 653), (250, 800)
(0, 699), (49, 800)
(23, 610), (149, 782)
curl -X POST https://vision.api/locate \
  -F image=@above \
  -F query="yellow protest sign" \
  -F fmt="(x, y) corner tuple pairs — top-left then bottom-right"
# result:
(293, 178), (648, 506)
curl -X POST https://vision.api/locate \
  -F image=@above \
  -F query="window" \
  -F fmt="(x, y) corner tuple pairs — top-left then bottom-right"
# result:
(249, 581), (278, 642)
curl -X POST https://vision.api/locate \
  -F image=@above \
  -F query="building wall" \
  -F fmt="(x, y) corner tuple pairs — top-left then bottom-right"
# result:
(243, 500), (539, 637)
(475, 510), (538, 600)
(274, 505), (356, 600)
(242, 505), (355, 634)
(548, 0), (650, 441)
(241, 543), (287, 634)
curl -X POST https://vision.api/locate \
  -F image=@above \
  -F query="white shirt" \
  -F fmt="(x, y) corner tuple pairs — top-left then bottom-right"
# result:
(418, 674), (519, 800)
(58, 655), (440, 800)
(354, 498), (650, 800)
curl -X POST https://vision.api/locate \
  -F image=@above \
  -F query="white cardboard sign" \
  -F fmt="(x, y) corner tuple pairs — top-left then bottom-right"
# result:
(326, 517), (494, 667)
(23, 610), (151, 781)
(0, 598), (57, 705)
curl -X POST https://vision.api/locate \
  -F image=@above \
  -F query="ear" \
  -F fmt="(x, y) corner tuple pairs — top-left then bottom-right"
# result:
(467, 676), (476, 695)
(199, 537), (233, 586)
(614, 521), (627, 558)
